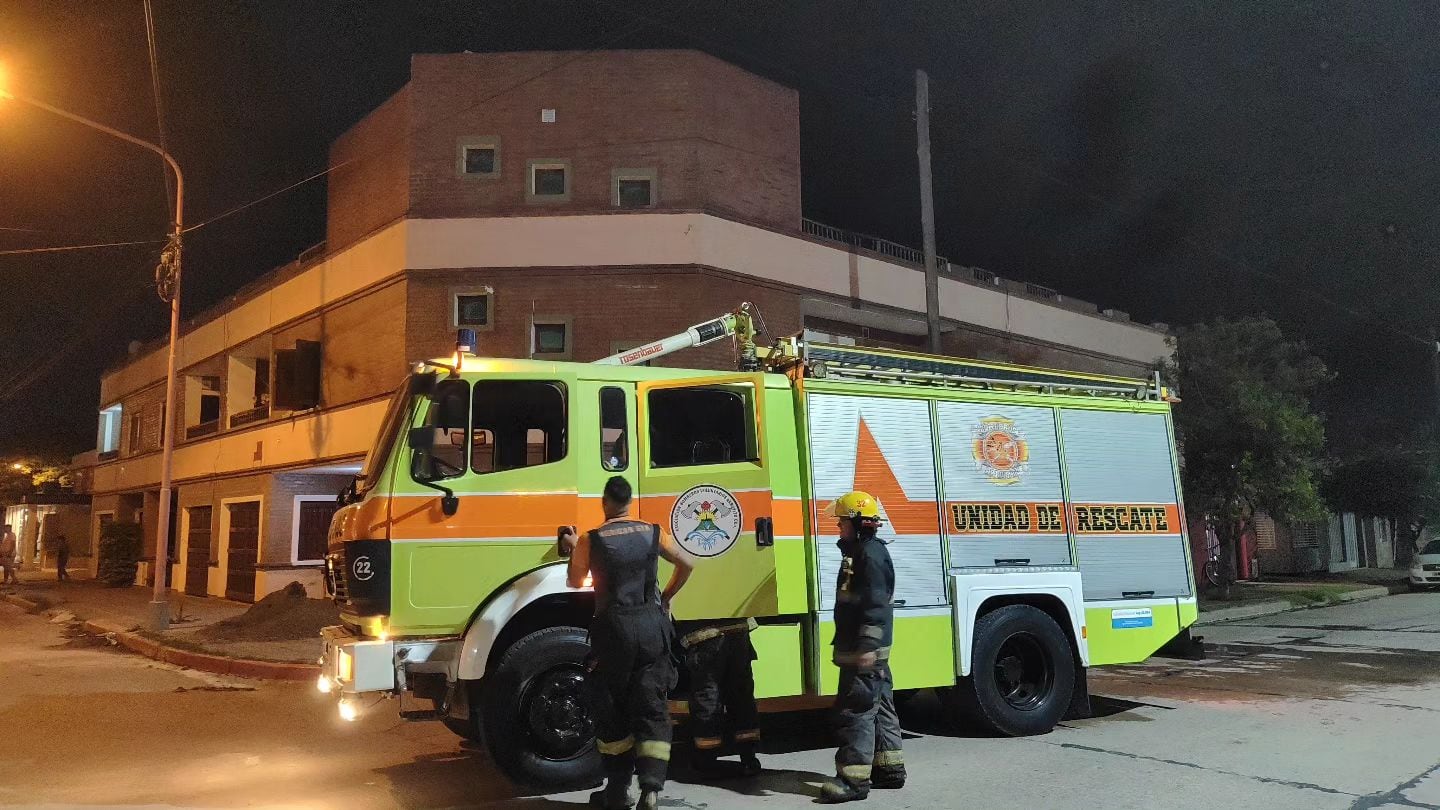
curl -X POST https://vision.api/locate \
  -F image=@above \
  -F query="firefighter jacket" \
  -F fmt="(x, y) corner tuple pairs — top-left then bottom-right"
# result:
(831, 535), (895, 666)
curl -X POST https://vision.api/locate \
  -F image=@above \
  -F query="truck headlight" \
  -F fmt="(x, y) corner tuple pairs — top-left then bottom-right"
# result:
(338, 698), (359, 722)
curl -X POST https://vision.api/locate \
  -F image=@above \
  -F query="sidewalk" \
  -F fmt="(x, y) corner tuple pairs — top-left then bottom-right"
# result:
(1197, 572), (1406, 625)
(1, 569), (322, 678)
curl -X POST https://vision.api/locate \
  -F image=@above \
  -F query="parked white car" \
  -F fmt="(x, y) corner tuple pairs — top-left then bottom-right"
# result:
(1409, 539), (1440, 590)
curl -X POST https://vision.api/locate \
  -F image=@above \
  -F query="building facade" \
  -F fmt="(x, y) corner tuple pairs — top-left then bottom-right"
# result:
(76, 50), (1171, 602)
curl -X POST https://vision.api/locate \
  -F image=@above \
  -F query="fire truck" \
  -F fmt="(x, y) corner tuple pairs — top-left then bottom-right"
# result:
(318, 305), (1196, 787)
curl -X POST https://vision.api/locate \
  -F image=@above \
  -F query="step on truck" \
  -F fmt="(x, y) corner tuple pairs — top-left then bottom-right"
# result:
(318, 304), (1197, 787)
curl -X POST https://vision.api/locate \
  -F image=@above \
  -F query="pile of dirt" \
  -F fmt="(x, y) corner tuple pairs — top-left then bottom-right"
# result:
(196, 581), (339, 643)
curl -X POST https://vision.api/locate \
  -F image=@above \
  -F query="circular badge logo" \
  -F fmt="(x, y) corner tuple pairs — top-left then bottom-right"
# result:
(352, 555), (375, 581)
(670, 485), (743, 558)
(972, 416), (1030, 485)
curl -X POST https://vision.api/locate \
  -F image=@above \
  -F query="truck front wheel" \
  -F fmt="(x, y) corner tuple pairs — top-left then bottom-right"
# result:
(481, 625), (602, 789)
(943, 604), (1075, 736)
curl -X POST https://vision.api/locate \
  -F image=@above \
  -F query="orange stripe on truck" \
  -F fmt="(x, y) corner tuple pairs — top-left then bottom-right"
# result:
(354, 491), (803, 542)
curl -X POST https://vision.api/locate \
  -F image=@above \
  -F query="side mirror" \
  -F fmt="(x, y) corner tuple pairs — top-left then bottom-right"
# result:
(407, 426), (435, 451)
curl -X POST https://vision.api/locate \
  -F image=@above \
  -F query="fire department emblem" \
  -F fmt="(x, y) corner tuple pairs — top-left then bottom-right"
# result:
(670, 485), (743, 558)
(972, 416), (1030, 485)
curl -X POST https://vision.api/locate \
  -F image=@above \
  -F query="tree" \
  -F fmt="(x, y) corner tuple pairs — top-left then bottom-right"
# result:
(1164, 317), (1330, 596)
(0, 457), (75, 507)
(1323, 427), (1437, 563)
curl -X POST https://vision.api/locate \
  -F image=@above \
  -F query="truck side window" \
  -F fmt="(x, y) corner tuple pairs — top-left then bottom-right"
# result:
(412, 379), (470, 482)
(470, 381), (568, 473)
(648, 387), (758, 468)
(600, 387), (629, 471)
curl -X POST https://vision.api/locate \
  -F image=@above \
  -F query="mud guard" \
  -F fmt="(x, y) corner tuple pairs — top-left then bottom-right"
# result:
(1063, 666), (1091, 720)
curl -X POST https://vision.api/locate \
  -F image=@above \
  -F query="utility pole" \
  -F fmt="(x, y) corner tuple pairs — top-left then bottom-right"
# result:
(3, 90), (183, 632)
(915, 69), (941, 354)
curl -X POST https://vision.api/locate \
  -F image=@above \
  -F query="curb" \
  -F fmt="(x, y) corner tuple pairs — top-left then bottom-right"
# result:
(1197, 585), (1392, 625)
(7, 592), (320, 680)
(79, 618), (319, 681)
(3, 593), (44, 612)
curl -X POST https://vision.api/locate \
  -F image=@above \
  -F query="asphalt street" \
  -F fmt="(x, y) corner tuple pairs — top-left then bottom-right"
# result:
(2, 592), (1438, 809)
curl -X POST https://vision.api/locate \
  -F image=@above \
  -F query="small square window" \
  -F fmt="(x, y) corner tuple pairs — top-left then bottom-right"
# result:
(535, 168), (566, 196)
(528, 160), (571, 202)
(456, 294), (490, 327)
(464, 147), (496, 175)
(534, 323), (567, 354)
(617, 179), (653, 208)
(612, 168), (658, 209)
(457, 137), (501, 179)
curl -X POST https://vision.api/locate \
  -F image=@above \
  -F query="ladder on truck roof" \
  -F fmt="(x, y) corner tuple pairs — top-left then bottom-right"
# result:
(793, 341), (1170, 402)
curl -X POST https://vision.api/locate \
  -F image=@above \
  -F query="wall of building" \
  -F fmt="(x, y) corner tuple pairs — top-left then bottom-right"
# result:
(99, 219), (410, 406)
(271, 278), (410, 412)
(404, 266), (804, 368)
(406, 50), (801, 230)
(328, 86), (412, 252)
(403, 214), (1172, 368)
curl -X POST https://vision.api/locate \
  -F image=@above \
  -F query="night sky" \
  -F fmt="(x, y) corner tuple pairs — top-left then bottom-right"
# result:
(1, 1), (1436, 458)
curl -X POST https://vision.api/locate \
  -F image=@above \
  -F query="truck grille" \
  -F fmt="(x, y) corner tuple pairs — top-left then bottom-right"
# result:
(326, 540), (390, 616)
(327, 552), (350, 605)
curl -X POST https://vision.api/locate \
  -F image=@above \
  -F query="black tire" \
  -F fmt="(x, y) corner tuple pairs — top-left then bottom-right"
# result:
(945, 604), (1074, 737)
(482, 625), (602, 790)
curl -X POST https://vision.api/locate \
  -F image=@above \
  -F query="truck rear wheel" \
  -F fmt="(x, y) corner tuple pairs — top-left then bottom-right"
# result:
(945, 604), (1074, 736)
(482, 625), (602, 789)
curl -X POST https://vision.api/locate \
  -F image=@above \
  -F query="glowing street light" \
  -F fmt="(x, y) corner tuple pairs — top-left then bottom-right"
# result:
(2, 66), (184, 632)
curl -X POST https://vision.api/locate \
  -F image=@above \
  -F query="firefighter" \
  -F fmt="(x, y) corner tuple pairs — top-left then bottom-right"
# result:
(563, 476), (695, 810)
(819, 491), (905, 803)
(677, 615), (763, 777)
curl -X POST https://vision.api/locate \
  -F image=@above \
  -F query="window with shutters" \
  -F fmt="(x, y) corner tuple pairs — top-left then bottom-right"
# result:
(1291, 521), (1322, 549)
(1254, 514), (1278, 551)
(293, 498), (338, 564)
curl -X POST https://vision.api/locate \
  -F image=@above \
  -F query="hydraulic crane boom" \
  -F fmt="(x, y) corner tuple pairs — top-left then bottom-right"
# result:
(593, 302), (760, 369)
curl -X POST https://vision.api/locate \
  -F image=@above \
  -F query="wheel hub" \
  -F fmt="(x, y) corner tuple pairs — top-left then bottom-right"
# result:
(992, 632), (1053, 711)
(522, 667), (594, 760)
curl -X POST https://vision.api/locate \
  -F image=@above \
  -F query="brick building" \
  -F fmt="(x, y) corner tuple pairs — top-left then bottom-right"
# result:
(75, 50), (1171, 602)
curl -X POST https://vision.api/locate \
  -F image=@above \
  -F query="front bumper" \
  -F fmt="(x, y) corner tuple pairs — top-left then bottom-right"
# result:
(1409, 572), (1440, 586)
(320, 625), (397, 695)
(318, 625), (461, 697)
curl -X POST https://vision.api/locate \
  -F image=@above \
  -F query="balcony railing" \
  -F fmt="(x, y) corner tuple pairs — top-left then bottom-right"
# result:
(185, 420), (220, 440)
(229, 406), (270, 429)
(801, 218), (950, 271)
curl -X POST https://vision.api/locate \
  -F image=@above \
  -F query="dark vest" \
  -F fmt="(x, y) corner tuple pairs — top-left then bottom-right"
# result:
(589, 519), (661, 615)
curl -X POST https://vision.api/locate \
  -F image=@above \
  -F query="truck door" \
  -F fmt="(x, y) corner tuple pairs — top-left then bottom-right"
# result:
(636, 374), (779, 619)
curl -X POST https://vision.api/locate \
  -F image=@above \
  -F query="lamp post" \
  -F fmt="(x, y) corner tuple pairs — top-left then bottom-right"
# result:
(2, 85), (183, 631)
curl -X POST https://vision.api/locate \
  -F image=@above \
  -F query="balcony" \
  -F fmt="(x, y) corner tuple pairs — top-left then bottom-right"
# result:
(185, 420), (220, 440)
(229, 406), (270, 429)
(799, 217), (1118, 319)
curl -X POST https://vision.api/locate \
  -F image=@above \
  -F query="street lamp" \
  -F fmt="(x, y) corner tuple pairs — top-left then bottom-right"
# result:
(2, 72), (183, 631)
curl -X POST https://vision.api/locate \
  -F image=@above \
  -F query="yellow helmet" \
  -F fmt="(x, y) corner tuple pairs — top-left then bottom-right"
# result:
(826, 491), (884, 521)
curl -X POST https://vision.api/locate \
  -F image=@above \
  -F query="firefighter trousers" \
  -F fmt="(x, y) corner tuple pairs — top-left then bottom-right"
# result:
(832, 663), (904, 788)
(588, 606), (675, 792)
(686, 631), (760, 754)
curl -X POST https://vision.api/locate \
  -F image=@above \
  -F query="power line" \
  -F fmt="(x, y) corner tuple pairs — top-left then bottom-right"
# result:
(0, 239), (165, 256)
(183, 3), (696, 235)
(142, 0), (176, 224)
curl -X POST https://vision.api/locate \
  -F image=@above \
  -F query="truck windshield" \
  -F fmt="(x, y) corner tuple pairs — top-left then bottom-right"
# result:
(358, 377), (425, 494)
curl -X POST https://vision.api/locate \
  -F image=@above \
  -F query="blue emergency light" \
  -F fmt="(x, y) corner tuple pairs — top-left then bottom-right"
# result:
(456, 328), (477, 354)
